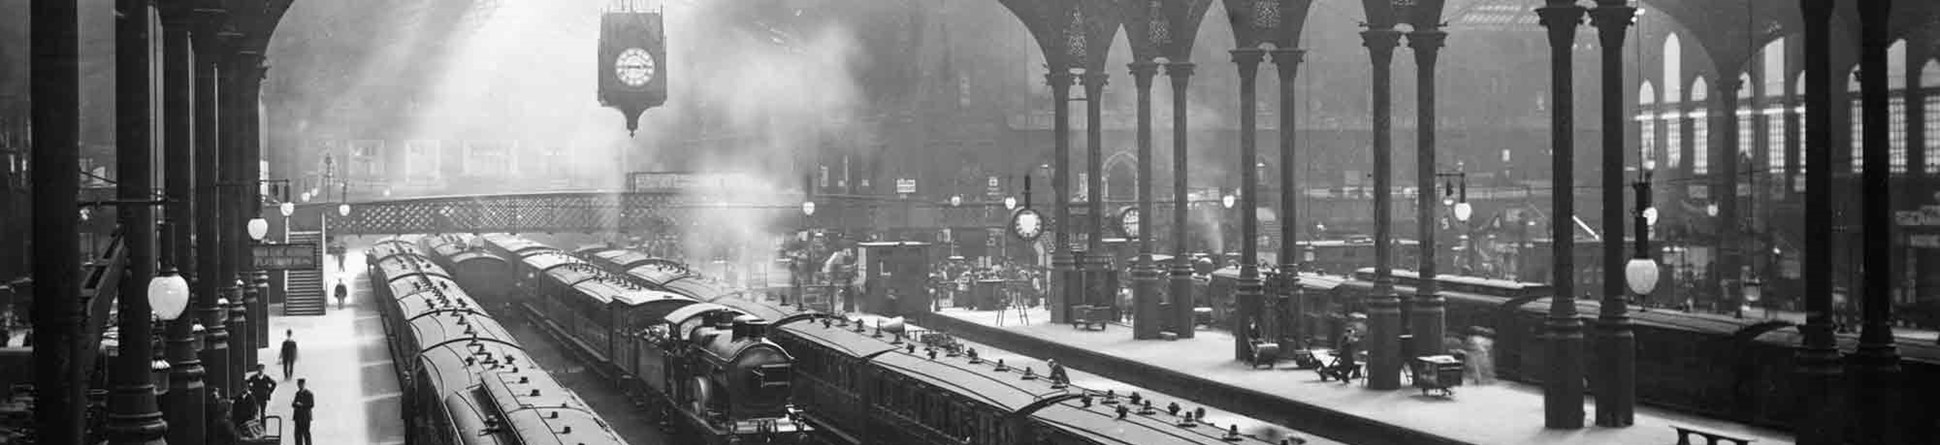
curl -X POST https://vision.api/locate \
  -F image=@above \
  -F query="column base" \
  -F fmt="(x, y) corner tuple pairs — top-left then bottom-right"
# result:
(1168, 262), (1196, 339)
(1051, 251), (1078, 324)
(1131, 259), (1163, 340)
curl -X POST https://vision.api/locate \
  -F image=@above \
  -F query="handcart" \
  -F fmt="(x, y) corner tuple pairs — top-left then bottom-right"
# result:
(1411, 355), (1464, 397)
(239, 415), (283, 445)
(1315, 354), (1361, 383)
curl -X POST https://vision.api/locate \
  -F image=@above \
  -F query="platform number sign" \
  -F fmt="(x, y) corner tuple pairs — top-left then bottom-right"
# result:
(598, 10), (668, 135)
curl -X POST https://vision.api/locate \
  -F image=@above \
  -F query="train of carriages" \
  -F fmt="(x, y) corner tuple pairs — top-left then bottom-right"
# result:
(421, 232), (1297, 445)
(364, 237), (629, 445)
(1194, 265), (1940, 437)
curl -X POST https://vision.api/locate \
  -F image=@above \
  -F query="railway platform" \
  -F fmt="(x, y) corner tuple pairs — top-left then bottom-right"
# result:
(920, 307), (1794, 445)
(257, 247), (406, 445)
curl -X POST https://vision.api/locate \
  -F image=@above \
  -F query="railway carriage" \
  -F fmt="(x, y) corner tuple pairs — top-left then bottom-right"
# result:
(366, 238), (629, 445)
(420, 234), (516, 308)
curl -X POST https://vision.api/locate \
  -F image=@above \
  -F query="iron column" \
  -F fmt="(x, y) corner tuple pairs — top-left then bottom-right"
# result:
(1272, 48), (1305, 352)
(1167, 62), (1198, 338)
(1716, 78), (1744, 318)
(106, 0), (169, 442)
(1360, 27), (1404, 391)
(192, 8), (234, 397)
(219, 30), (250, 387)
(1130, 60), (1162, 340)
(1591, 0), (1637, 427)
(159, 5), (207, 444)
(1050, 71), (1077, 324)
(30, 0), (87, 441)
(1409, 28), (1448, 358)
(1537, 0), (1587, 428)
(1232, 48), (1265, 362)
(1853, 1), (1903, 442)
(1083, 71), (1112, 310)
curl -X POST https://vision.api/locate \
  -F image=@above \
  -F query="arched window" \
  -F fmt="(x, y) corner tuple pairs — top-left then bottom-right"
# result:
(1640, 82), (1658, 168)
(1889, 40), (1908, 174)
(1739, 73), (1755, 164)
(1925, 60), (1940, 174)
(1693, 77), (1710, 175)
(1762, 39), (1788, 175)
(1666, 35), (1684, 170)
(1795, 73), (1808, 192)
(1850, 66), (1863, 174)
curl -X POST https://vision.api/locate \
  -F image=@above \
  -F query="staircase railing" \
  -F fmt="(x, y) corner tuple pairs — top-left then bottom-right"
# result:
(79, 230), (127, 372)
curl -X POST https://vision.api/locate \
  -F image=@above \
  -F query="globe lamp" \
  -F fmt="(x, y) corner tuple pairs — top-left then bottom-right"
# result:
(280, 202), (294, 217)
(1004, 196), (1018, 210)
(338, 203), (350, 217)
(148, 269), (191, 321)
(801, 201), (816, 216)
(247, 217), (269, 241)
(1624, 258), (1660, 296)
(1454, 202), (1473, 222)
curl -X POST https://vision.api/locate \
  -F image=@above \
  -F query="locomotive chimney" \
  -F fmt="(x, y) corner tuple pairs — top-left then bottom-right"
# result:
(743, 320), (769, 340)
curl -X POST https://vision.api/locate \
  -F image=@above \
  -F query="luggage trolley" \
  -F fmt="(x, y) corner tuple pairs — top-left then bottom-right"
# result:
(1411, 355), (1464, 397)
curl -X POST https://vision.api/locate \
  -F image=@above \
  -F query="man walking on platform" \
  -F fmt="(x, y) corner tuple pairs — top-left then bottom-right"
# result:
(334, 281), (348, 310)
(280, 329), (300, 380)
(292, 378), (316, 445)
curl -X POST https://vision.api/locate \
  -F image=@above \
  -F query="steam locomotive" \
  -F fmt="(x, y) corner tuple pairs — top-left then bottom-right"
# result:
(469, 234), (812, 445)
(364, 237), (629, 445)
(1198, 265), (1940, 437)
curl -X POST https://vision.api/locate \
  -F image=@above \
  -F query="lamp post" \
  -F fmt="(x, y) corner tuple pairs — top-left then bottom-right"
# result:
(1621, 168), (1659, 427)
(798, 199), (814, 306)
(1537, 0), (1588, 428)
(1357, 0), (1406, 391)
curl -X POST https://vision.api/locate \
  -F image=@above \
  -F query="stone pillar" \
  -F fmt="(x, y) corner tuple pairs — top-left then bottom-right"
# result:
(1271, 48), (1305, 352)
(1166, 62), (1198, 338)
(1591, 0), (1638, 427)
(1361, 27), (1404, 390)
(1853, 2), (1904, 443)
(1793, 1), (1845, 443)
(1409, 29), (1448, 358)
(1130, 60), (1162, 340)
(1537, 1), (1588, 428)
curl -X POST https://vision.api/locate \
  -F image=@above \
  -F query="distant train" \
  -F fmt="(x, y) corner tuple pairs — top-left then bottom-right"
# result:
(363, 237), (629, 445)
(1197, 265), (1940, 437)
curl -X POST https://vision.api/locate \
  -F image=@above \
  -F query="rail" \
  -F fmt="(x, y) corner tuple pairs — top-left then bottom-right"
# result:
(1671, 425), (1754, 445)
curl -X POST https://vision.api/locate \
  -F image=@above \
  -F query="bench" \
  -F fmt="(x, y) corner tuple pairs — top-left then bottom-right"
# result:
(1672, 425), (1754, 445)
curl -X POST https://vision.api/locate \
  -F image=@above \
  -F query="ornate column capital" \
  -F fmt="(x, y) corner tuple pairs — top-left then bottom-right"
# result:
(1536, 3), (1586, 46)
(1359, 28), (1403, 51)
(1406, 29), (1447, 51)
(1164, 61), (1196, 77)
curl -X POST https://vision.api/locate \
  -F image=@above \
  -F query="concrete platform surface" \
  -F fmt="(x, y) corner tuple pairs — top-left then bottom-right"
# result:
(932, 307), (1794, 445)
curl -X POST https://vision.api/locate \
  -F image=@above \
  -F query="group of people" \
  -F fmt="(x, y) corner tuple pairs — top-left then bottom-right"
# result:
(213, 329), (316, 445)
(929, 260), (1047, 310)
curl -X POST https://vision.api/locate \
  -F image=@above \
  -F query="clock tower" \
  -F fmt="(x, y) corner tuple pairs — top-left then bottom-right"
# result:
(598, 9), (668, 135)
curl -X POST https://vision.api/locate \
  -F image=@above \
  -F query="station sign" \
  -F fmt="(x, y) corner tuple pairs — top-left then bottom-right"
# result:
(896, 178), (917, 195)
(253, 243), (319, 270)
(1894, 205), (1940, 227)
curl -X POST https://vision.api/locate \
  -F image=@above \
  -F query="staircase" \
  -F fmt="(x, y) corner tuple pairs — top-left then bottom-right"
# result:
(283, 231), (326, 316)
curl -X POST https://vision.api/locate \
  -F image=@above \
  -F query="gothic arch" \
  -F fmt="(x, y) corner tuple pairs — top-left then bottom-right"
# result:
(1103, 150), (1137, 201)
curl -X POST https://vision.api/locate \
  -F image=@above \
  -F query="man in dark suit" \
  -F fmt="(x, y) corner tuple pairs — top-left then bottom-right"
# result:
(246, 363), (277, 415)
(292, 378), (315, 445)
(279, 330), (299, 380)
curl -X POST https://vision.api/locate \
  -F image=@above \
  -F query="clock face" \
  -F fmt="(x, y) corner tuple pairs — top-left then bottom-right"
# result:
(1120, 208), (1140, 238)
(615, 47), (657, 88)
(1011, 209), (1044, 241)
